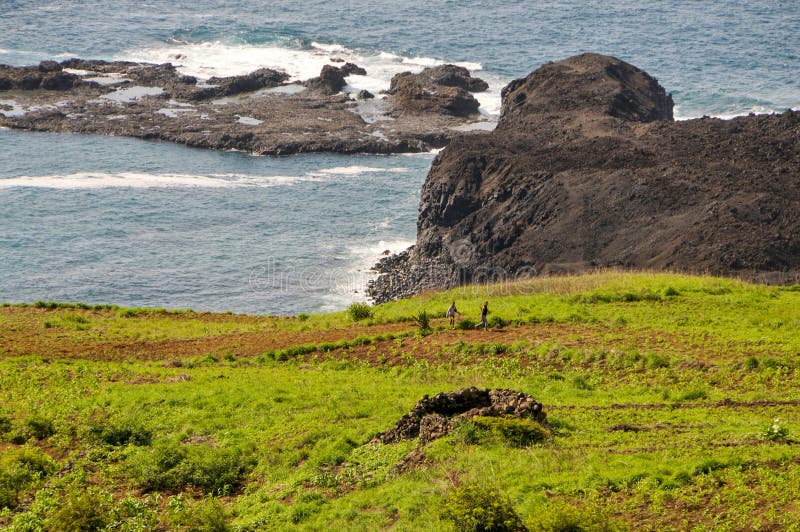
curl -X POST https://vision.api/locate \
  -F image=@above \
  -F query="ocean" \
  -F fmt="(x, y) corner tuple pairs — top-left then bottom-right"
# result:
(1, 0), (798, 313)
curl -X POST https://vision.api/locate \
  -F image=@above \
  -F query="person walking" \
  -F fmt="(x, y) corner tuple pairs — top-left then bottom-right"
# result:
(476, 300), (489, 330)
(446, 301), (459, 327)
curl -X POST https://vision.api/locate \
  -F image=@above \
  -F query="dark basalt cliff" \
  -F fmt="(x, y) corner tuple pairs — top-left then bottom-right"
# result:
(368, 53), (800, 302)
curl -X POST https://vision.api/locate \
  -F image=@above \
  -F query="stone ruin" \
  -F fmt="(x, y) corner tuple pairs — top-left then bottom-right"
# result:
(373, 387), (546, 445)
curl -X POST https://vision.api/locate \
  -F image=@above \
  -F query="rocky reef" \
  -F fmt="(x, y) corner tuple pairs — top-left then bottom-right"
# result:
(0, 59), (491, 155)
(368, 53), (800, 302)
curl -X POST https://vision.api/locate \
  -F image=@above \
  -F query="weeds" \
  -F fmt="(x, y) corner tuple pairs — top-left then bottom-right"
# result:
(347, 302), (373, 321)
(761, 418), (789, 442)
(413, 310), (432, 333)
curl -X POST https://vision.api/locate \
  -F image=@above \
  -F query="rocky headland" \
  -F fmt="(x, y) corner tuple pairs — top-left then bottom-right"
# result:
(368, 53), (800, 302)
(0, 59), (491, 155)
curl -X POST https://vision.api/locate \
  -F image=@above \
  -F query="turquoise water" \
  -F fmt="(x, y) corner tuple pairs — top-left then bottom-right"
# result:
(1, 1), (798, 312)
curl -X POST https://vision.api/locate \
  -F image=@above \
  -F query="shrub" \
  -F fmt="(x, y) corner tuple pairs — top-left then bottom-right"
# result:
(25, 415), (55, 440)
(488, 316), (508, 329)
(664, 287), (680, 297)
(647, 354), (671, 369)
(456, 318), (476, 330)
(128, 443), (256, 495)
(441, 484), (527, 532)
(45, 487), (112, 532)
(0, 413), (12, 435)
(744, 356), (759, 370)
(88, 419), (152, 446)
(487, 343), (508, 356)
(347, 302), (373, 321)
(168, 495), (230, 531)
(471, 416), (550, 447)
(531, 501), (618, 531)
(0, 447), (57, 509)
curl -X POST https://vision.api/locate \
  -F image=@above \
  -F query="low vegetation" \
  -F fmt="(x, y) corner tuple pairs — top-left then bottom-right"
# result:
(1, 271), (799, 530)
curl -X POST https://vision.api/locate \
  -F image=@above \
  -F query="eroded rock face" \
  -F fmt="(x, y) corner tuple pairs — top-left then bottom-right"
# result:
(368, 53), (800, 302)
(373, 387), (546, 444)
(0, 58), (492, 155)
(387, 64), (487, 117)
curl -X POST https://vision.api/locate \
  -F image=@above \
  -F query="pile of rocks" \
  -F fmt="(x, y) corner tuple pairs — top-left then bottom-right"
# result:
(373, 387), (546, 444)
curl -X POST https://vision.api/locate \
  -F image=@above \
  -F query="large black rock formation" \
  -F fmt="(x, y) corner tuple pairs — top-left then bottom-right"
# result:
(369, 53), (800, 302)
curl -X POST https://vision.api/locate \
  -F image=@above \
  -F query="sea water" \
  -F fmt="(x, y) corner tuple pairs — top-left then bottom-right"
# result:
(1, 1), (798, 313)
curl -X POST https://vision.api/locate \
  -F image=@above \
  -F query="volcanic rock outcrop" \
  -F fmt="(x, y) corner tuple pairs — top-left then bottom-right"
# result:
(373, 387), (546, 444)
(387, 64), (486, 117)
(368, 53), (800, 302)
(0, 60), (491, 155)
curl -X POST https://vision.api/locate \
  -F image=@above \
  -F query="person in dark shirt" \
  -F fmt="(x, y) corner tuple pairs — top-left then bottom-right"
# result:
(476, 300), (489, 330)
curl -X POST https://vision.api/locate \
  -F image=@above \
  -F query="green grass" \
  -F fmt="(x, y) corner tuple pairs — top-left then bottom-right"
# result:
(1, 272), (799, 530)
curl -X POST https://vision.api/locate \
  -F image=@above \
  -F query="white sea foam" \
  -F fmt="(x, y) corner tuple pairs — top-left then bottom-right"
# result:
(400, 148), (442, 157)
(62, 68), (92, 75)
(315, 165), (407, 176)
(0, 166), (413, 190)
(673, 104), (788, 121)
(0, 171), (323, 189)
(318, 237), (415, 306)
(119, 40), (503, 117)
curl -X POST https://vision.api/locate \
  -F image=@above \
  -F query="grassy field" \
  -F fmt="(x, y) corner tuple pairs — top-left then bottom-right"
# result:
(1, 272), (799, 530)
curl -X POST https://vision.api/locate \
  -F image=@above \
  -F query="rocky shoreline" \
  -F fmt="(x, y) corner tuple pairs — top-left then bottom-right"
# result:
(0, 59), (493, 155)
(368, 53), (800, 303)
